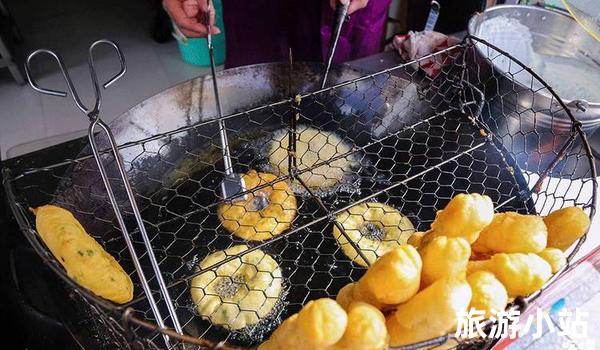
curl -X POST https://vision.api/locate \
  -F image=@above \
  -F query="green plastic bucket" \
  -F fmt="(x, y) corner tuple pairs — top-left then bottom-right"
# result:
(174, 0), (226, 66)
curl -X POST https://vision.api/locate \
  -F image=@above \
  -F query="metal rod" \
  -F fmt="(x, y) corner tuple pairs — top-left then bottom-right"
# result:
(569, 129), (598, 257)
(320, 1), (349, 89)
(288, 48), (298, 174)
(295, 176), (373, 267)
(331, 142), (487, 216)
(495, 196), (518, 210)
(205, 0), (233, 176)
(87, 120), (172, 346)
(90, 119), (183, 336)
(530, 133), (577, 194)
(124, 309), (245, 350)
(389, 335), (448, 350)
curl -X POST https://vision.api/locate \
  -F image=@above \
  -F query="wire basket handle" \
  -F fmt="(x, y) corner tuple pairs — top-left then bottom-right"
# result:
(23, 39), (183, 347)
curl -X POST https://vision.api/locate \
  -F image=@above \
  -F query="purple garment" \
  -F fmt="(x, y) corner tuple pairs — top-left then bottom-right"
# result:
(222, 0), (322, 68)
(321, 0), (392, 64)
(222, 0), (390, 68)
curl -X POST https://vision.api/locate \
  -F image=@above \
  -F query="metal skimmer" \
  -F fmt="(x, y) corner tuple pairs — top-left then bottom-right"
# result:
(204, 0), (247, 201)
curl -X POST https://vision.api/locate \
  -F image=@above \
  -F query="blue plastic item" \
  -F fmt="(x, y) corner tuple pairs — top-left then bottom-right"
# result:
(175, 0), (226, 66)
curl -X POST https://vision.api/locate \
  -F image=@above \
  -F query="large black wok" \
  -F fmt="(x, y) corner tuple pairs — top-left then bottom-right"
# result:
(7, 60), (539, 349)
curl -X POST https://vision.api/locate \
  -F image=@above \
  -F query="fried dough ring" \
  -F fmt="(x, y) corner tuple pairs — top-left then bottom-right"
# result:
(333, 202), (415, 266)
(190, 245), (283, 330)
(218, 170), (297, 241)
(269, 125), (354, 189)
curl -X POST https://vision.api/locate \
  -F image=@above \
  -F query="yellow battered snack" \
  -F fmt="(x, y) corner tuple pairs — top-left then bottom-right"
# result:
(328, 302), (389, 350)
(264, 195), (586, 350)
(544, 207), (591, 251)
(420, 236), (471, 287)
(356, 245), (422, 306)
(269, 125), (354, 189)
(467, 271), (508, 317)
(33, 205), (133, 304)
(407, 231), (427, 248)
(260, 299), (386, 350)
(429, 193), (494, 243)
(333, 202), (415, 266)
(217, 170), (297, 241)
(335, 281), (385, 311)
(472, 212), (547, 254)
(538, 248), (567, 273)
(335, 282), (357, 311)
(297, 299), (348, 348)
(467, 253), (552, 297)
(259, 298), (347, 350)
(386, 277), (472, 347)
(258, 314), (301, 350)
(190, 245), (282, 330)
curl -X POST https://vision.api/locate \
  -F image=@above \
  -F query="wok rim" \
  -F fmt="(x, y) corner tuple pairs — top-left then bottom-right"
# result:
(467, 4), (600, 110)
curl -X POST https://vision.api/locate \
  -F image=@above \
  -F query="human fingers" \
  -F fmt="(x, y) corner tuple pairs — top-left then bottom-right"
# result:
(348, 0), (368, 14)
(178, 24), (220, 38)
(163, 0), (220, 37)
(182, 0), (200, 17)
(198, 0), (217, 27)
(330, 0), (349, 11)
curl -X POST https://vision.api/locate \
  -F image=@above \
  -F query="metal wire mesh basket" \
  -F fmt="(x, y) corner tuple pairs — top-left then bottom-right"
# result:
(2, 36), (597, 350)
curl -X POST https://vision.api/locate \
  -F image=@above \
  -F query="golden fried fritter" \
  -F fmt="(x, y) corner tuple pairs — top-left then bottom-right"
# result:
(467, 253), (552, 297)
(467, 271), (508, 317)
(357, 245), (422, 305)
(328, 302), (389, 350)
(538, 248), (567, 273)
(429, 193), (494, 243)
(544, 207), (591, 251)
(420, 236), (471, 287)
(386, 276), (472, 347)
(33, 205), (133, 304)
(297, 298), (348, 348)
(472, 212), (547, 254)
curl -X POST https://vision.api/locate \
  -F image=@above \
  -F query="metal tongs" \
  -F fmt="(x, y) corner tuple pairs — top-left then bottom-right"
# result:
(204, 0), (247, 201)
(321, 0), (350, 89)
(24, 40), (182, 346)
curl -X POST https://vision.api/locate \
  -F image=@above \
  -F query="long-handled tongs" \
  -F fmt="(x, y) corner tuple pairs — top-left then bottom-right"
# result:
(321, 0), (350, 89)
(204, 0), (246, 201)
(24, 40), (182, 347)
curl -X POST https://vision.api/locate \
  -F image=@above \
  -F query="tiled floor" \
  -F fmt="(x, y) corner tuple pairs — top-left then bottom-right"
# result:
(0, 0), (211, 158)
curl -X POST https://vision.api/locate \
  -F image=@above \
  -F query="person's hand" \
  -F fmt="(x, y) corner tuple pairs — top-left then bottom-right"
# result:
(329, 0), (369, 15)
(163, 0), (220, 37)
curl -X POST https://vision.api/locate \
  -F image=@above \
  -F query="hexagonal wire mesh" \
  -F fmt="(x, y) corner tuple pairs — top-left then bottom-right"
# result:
(2, 36), (597, 350)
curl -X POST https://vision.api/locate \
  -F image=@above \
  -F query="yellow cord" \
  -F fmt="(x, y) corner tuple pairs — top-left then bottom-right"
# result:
(561, 0), (600, 42)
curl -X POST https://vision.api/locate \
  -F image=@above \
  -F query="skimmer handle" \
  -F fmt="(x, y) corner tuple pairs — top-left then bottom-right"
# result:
(321, 0), (350, 89)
